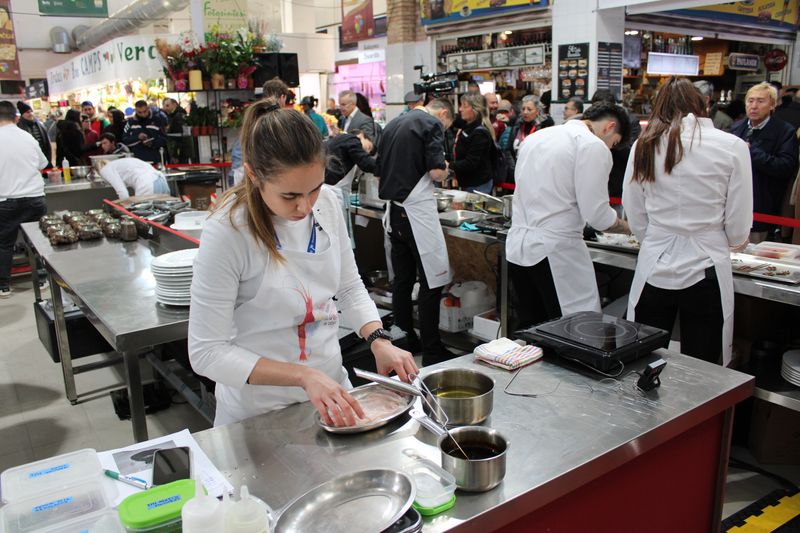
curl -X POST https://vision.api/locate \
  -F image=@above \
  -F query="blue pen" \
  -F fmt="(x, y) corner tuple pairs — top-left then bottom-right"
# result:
(104, 469), (149, 490)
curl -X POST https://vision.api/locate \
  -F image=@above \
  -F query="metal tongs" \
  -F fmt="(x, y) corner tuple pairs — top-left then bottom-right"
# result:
(353, 368), (469, 459)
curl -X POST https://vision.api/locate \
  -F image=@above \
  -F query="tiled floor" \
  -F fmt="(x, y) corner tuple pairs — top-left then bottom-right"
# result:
(1, 276), (799, 523)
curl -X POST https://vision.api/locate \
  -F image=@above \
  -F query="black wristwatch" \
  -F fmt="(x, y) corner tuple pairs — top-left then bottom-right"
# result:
(366, 328), (392, 347)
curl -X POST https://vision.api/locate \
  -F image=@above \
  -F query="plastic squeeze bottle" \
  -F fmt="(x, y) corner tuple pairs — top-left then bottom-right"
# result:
(62, 158), (71, 183)
(226, 485), (270, 533)
(181, 479), (226, 533)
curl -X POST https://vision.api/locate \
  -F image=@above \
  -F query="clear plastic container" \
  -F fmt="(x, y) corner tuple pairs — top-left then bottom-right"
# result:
(38, 509), (125, 532)
(1, 449), (104, 503)
(404, 453), (456, 510)
(0, 480), (110, 533)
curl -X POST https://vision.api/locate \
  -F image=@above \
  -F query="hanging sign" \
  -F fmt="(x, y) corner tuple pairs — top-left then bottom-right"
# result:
(24, 80), (49, 99)
(728, 53), (760, 71)
(421, 0), (549, 26)
(203, 0), (248, 36)
(596, 42), (623, 102)
(46, 35), (177, 95)
(38, 0), (108, 18)
(765, 49), (788, 71)
(342, 0), (375, 44)
(0, 0), (21, 81)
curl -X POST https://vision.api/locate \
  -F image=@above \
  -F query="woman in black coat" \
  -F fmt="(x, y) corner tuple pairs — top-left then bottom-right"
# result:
(103, 108), (126, 143)
(450, 93), (495, 193)
(55, 109), (84, 166)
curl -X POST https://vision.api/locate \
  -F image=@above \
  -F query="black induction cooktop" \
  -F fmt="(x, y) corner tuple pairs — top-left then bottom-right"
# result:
(520, 312), (669, 372)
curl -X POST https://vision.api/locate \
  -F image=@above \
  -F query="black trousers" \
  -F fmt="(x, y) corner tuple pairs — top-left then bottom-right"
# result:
(0, 196), (47, 289)
(634, 277), (723, 364)
(389, 206), (448, 366)
(508, 258), (562, 330)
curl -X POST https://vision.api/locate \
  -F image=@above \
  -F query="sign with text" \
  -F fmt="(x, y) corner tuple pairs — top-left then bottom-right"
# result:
(728, 53), (760, 71)
(557, 43), (589, 100)
(421, 0), (548, 26)
(342, 0), (375, 45)
(46, 35), (176, 95)
(671, 0), (800, 31)
(597, 42), (623, 102)
(203, 0), (248, 36)
(0, 0), (20, 81)
(25, 80), (49, 99)
(38, 0), (108, 17)
(647, 53), (699, 76)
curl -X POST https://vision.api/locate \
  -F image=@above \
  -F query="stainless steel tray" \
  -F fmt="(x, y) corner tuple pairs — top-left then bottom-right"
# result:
(315, 383), (415, 434)
(731, 254), (800, 285)
(438, 210), (485, 227)
(273, 469), (415, 533)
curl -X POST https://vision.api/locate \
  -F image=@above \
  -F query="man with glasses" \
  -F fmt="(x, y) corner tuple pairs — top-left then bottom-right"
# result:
(81, 101), (109, 137)
(505, 103), (631, 327)
(563, 97), (583, 121)
(731, 81), (798, 243)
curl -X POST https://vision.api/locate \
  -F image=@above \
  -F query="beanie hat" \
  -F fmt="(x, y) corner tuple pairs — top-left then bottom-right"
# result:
(17, 101), (32, 114)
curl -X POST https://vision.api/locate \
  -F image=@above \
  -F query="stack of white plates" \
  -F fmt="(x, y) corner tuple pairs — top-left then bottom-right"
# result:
(151, 248), (198, 306)
(781, 350), (800, 388)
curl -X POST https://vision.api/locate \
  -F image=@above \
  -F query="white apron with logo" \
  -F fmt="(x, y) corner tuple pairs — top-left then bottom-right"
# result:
(213, 207), (349, 426)
(383, 173), (452, 289)
(627, 223), (734, 365)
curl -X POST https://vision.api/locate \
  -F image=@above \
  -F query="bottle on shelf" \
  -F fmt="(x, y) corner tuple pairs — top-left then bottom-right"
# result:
(62, 158), (71, 183)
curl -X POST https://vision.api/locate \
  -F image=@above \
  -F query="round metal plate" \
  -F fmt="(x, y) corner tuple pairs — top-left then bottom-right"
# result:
(315, 384), (414, 434)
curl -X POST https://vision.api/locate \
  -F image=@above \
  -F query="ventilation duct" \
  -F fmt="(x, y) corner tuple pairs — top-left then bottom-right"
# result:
(75, 0), (191, 51)
(50, 27), (71, 53)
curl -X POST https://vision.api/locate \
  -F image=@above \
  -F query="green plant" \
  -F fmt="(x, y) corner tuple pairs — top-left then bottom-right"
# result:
(186, 103), (218, 127)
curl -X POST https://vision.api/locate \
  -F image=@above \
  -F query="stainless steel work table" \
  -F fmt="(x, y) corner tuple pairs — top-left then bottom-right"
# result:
(21, 222), (193, 442)
(194, 351), (753, 532)
(44, 179), (117, 212)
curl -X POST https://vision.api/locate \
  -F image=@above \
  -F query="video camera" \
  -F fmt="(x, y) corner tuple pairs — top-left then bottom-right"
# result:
(413, 65), (459, 98)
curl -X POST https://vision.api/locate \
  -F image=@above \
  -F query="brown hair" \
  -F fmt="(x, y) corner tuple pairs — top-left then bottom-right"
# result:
(632, 77), (706, 183)
(262, 78), (289, 100)
(215, 98), (325, 261)
(460, 93), (495, 140)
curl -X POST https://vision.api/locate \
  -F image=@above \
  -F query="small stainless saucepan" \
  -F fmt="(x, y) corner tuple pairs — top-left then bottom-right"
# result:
(420, 368), (494, 426)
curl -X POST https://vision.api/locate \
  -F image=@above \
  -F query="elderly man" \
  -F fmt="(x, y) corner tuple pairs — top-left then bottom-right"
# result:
(0, 101), (48, 298)
(81, 100), (109, 137)
(693, 80), (732, 132)
(122, 100), (167, 163)
(563, 97), (584, 121)
(731, 81), (799, 242)
(403, 91), (424, 114)
(338, 90), (375, 141)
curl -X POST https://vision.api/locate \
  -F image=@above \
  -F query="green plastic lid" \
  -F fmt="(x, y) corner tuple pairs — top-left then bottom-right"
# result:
(117, 479), (198, 529)
(412, 494), (456, 516)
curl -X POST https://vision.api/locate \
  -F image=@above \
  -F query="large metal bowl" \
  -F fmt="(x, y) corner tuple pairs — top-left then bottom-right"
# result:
(70, 166), (91, 179)
(434, 194), (453, 212)
(421, 368), (494, 425)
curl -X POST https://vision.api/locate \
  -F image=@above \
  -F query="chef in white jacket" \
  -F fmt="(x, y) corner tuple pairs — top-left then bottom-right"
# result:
(506, 104), (631, 326)
(188, 99), (417, 427)
(99, 157), (169, 200)
(623, 77), (752, 366)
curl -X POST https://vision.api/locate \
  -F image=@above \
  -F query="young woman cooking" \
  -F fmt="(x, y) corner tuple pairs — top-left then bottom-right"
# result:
(189, 99), (418, 427)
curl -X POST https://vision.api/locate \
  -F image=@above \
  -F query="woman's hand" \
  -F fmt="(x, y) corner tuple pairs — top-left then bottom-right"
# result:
(300, 368), (364, 427)
(372, 339), (418, 383)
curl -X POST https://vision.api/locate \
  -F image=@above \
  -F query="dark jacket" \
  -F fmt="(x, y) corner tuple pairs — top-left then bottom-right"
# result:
(17, 117), (52, 168)
(325, 134), (377, 185)
(122, 110), (168, 163)
(55, 110), (84, 166)
(165, 106), (187, 135)
(731, 116), (800, 230)
(774, 97), (800, 130)
(450, 120), (494, 189)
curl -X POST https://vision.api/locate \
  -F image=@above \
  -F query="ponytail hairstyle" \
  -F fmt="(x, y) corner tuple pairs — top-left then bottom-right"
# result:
(214, 98), (326, 261)
(632, 77), (706, 183)
(460, 93), (495, 141)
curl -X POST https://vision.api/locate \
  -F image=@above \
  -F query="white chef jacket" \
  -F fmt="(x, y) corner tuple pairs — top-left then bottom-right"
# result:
(99, 157), (164, 200)
(188, 187), (379, 391)
(0, 124), (48, 202)
(622, 114), (753, 289)
(506, 120), (618, 266)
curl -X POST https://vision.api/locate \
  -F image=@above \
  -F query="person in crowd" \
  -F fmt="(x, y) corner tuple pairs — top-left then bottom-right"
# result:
(484, 93), (499, 118)
(325, 129), (376, 186)
(44, 108), (61, 141)
(506, 95), (546, 162)
(338, 90), (376, 141)
(300, 96), (329, 138)
(16, 101), (52, 168)
(467, 81), (481, 94)
(377, 98), (455, 366)
(103, 108), (126, 143)
(403, 91), (424, 115)
(0, 100), (49, 298)
(98, 132), (131, 155)
(99, 156), (169, 200)
(55, 109), (84, 166)
(188, 99), (416, 426)
(536, 91), (555, 129)
(355, 93), (372, 118)
(623, 77), (752, 366)
(588, 89), (641, 199)
(563, 97), (583, 122)
(122, 100), (167, 164)
(693, 80), (733, 132)
(730, 82), (799, 242)
(80, 114), (102, 159)
(163, 97), (189, 164)
(450, 93), (495, 193)
(496, 99), (516, 151)
(505, 103), (631, 327)
(81, 101), (109, 137)
(326, 97), (341, 123)
(771, 81), (800, 130)
(725, 100), (746, 123)
(230, 78), (291, 186)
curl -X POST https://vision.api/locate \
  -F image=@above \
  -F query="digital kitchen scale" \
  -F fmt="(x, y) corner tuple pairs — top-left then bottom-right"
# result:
(519, 312), (669, 373)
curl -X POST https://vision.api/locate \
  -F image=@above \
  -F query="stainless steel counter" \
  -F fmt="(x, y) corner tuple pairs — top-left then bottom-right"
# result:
(21, 222), (193, 441)
(195, 350), (752, 532)
(44, 178), (112, 194)
(44, 179), (117, 212)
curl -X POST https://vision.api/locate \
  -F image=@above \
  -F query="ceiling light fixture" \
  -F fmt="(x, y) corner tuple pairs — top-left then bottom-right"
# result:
(691, 36), (704, 41)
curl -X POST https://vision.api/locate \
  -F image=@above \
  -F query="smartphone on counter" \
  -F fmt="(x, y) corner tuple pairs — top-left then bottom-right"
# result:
(151, 446), (192, 486)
